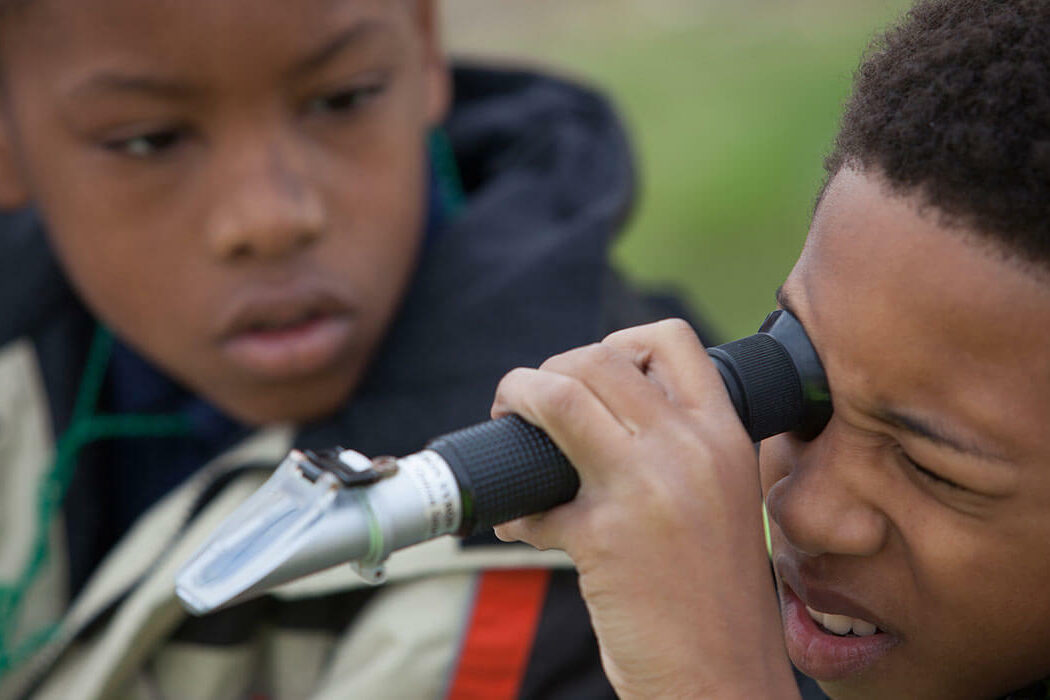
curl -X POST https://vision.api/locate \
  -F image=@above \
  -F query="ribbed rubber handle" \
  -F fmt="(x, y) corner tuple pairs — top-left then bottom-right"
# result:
(428, 415), (577, 535)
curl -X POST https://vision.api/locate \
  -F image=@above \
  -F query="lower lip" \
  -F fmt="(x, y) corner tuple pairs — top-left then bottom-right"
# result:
(780, 585), (898, 681)
(222, 315), (355, 380)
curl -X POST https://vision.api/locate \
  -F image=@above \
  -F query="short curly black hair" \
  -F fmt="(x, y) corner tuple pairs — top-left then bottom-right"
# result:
(825, 0), (1050, 267)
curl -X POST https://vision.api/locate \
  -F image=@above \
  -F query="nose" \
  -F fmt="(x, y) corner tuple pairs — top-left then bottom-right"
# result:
(206, 141), (325, 262)
(763, 421), (890, 558)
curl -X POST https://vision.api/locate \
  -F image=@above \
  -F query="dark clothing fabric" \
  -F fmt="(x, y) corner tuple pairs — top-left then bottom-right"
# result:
(104, 340), (247, 561)
(795, 668), (830, 699)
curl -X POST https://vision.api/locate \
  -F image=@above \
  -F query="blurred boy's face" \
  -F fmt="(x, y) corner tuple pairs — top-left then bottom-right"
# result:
(0, 0), (448, 423)
(761, 167), (1050, 698)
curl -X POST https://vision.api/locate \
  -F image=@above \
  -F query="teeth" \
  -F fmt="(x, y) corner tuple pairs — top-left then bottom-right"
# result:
(852, 619), (877, 637)
(822, 613), (853, 635)
(805, 605), (879, 637)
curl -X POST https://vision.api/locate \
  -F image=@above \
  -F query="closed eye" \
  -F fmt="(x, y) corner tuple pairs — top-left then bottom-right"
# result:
(898, 448), (965, 491)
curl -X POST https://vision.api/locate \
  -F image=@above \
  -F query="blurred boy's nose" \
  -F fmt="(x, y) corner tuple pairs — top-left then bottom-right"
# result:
(765, 421), (890, 558)
(206, 139), (325, 262)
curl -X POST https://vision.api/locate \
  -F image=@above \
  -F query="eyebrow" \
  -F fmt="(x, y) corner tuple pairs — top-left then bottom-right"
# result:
(874, 408), (1007, 462)
(288, 20), (392, 79)
(68, 74), (202, 101)
(66, 21), (392, 101)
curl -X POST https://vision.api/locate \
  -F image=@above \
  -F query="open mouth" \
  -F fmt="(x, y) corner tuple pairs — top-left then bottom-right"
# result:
(778, 581), (898, 681)
(242, 310), (330, 335)
(804, 604), (880, 638)
(221, 308), (355, 380)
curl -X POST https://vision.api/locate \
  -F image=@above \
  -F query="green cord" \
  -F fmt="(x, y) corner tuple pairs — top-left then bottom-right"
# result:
(0, 325), (191, 677)
(429, 128), (466, 218)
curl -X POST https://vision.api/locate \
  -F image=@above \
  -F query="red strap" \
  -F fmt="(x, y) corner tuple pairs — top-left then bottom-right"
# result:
(447, 569), (551, 700)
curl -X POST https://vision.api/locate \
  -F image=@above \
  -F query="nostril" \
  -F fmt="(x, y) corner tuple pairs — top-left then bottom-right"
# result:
(227, 240), (252, 262)
(294, 228), (321, 251)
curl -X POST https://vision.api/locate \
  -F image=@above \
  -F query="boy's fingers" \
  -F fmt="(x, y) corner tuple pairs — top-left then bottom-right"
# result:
(494, 488), (599, 553)
(601, 319), (738, 418)
(493, 511), (565, 551)
(491, 366), (632, 481)
(534, 342), (679, 436)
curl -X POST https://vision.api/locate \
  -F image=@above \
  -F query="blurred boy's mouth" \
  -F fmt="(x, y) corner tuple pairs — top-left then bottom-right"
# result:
(218, 288), (356, 380)
(775, 560), (899, 682)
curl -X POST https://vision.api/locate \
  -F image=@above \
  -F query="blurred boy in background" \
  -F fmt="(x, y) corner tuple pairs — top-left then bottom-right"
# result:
(0, 0), (702, 696)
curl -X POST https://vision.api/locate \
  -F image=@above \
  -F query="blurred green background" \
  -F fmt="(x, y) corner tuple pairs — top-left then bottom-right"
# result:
(445, 0), (911, 339)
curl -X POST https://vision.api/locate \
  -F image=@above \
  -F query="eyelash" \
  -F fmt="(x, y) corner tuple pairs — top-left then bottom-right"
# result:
(306, 82), (386, 116)
(98, 81), (385, 159)
(899, 448), (964, 491)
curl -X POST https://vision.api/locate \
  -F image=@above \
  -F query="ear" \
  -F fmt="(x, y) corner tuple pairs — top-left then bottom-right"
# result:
(416, 0), (451, 126)
(0, 107), (30, 209)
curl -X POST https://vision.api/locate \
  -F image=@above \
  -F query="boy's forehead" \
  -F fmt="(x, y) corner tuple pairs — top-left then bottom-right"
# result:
(1, 0), (419, 62)
(794, 167), (1050, 306)
(782, 167), (1050, 459)
(0, 0), (435, 113)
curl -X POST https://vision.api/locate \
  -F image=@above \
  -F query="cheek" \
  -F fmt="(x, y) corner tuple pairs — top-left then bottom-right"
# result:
(326, 176), (424, 303)
(50, 225), (199, 330)
(759, 435), (794, 500)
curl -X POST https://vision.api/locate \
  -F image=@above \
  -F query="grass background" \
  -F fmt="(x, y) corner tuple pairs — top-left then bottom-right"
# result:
(444, 0), (912, 339)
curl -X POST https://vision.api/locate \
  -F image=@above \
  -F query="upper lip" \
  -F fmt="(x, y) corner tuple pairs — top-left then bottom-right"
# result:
(216, 281), (354, 340)
(774, 555), (895, 635)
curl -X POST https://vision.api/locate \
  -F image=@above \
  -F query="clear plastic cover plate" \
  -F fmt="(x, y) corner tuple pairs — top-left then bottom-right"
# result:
(175, 455), (338, 615)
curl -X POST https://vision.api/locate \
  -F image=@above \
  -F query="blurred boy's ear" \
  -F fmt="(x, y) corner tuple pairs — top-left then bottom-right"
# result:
(415, 0), (451, 126)
(0, 108), (29, 209)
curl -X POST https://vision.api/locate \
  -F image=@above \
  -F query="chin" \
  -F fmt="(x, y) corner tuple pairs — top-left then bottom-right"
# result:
(215, 378), (357, 427)
(816, 674), (943, 700)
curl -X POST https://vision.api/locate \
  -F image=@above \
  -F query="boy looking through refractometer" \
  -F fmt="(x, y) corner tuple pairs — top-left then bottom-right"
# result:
(493, 1), (1050, 698)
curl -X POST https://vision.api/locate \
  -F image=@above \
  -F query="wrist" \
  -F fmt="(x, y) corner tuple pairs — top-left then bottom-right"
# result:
(614, 673), (800, 700)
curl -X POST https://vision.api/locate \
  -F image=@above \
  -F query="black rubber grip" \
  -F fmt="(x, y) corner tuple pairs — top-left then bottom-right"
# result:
(427, 416), (578, 535)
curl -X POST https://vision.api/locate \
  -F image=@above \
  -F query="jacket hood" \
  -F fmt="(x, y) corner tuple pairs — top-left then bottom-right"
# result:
(0, 209), (73, 346)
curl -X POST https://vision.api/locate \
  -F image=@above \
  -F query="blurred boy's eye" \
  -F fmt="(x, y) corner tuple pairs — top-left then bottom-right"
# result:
(307, 83), (386, 115)
(104, 129), (184, 158)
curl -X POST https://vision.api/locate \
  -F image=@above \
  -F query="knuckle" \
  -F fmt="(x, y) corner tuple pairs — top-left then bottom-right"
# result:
(539, 343), (601, 374)
(493, 367), (533, 401)
(604, 318), (699, 352)
(537, 373), (586, 419)
(602, 323), (648, 347)
(654, 317), (699, 344)
(580, 341), (622, 369)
